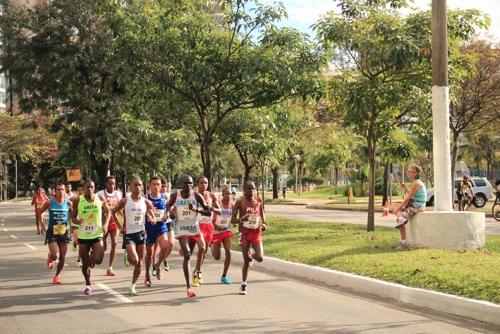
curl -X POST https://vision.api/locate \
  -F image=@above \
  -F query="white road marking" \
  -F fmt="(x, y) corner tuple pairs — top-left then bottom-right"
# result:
(2, 228), (8, 232)
(97, 283), (133, 303)
(25, 243), (37, 250)
(9, 235), (18, 239)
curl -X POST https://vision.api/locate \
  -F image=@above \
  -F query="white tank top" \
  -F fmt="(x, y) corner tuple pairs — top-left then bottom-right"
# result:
(124, 195), (147, 234)
(198, 192), (213, 225)
(214, 202), (232, 234)
(174, 190), (200, 236)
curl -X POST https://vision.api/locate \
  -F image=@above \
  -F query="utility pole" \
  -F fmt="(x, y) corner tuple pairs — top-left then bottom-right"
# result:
(432, 0), (453, 211)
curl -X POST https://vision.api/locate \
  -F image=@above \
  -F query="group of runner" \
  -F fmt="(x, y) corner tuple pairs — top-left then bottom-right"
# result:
(32, 175), (266, 298)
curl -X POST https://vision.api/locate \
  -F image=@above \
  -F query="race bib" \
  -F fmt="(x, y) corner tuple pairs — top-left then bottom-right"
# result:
(53, 224), (66, 235)
(153, 208), (164, 221)
(82, 223), (96, 235)
(134, 212), (144, 225)
(36, 203), (44, 210)
(216, 216), (229, 229)
(243, 214), (260, 229)
(179, 209), (194, 222)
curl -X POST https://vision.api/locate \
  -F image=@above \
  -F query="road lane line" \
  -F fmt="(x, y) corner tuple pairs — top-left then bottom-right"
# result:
(9, 235), (18, 239)
(96, 283), (133, 303)
(2, 228), (8, 231)
(25, 243), (37, 250)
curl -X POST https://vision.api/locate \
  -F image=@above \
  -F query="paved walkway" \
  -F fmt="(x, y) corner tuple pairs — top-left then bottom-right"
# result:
(0, 201), (498, 333)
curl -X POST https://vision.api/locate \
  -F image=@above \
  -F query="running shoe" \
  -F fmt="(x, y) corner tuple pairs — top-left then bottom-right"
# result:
(220, 276), (231, 285)
(72, 242), (77, 252)
(163, 260), (169, 271)
(152, 264), (157, 276)
(395, 218), (408, 229)
(106, 268), (116, 277)
(128, 285), (138, 296)
(187, 288), (196, 298)
(52, 275), (61, 284)
(123, 253), (130, 267)
(77, 259), (82, 267)
(46, 258), (54, 269)
(197, 270), (203, 284)
(239, 284), (247, 295)
(84, 286), (92, 295)
(192, 270), (201, 287)
(144, 278), (152, 287)
(397, 240), (410, 250)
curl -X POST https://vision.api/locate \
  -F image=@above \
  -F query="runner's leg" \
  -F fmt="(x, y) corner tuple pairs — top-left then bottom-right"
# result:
(222, 237), (232, 277)
(132, 244), (145, 285)
(79, 243), (91, 286)
(107, 229), (118, 274)
(55, 242), (68, 276)
(179, 238), (192, 289)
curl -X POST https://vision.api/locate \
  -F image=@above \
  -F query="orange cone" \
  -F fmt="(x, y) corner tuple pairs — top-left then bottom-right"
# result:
(382, 201), (389, 217)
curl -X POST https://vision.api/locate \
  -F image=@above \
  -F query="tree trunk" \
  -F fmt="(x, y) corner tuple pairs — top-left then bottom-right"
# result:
(200, 139), (213, 190)
(367, 136), (376, 232)
(382, 161), (389, 206)
(261, 164), (265, 210)
(272, 167), (279, 199)
(450, 132), (459, 200)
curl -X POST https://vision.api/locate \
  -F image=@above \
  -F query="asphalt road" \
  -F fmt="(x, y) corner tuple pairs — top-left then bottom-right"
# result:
(264, 204), (500, 235)
(1, 201), (498, 333)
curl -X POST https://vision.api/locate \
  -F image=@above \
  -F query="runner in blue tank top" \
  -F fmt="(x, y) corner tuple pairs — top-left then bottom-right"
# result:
(144, 176), (174, 286)
(39, 182), (72, 284)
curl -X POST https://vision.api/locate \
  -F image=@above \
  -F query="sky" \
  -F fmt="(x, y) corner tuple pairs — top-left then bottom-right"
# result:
(261, 0), (500, 41)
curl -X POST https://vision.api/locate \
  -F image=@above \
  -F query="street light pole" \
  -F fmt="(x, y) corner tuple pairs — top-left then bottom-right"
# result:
(432, 0), (453, 211)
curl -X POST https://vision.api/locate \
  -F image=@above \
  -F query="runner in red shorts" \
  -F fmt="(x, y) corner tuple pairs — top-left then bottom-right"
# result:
(231, 181), (267, 295)
(31, 186), (49, 235)
(167, 175), (212, 297)
(195, 176), (220, 285)
(98, 175), (123, 276)
(211, 186), (233, 284)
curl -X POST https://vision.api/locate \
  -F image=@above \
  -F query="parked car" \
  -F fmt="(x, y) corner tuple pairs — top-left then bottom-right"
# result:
(426, 177), (494, 208)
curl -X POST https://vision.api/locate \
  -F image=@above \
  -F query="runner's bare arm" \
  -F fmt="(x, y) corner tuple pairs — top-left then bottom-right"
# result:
(259, 199), (267, 231)
(71, 196), (83, 225)
(31, 196), (35, 205)
(210, 193), (222, 214)
(111, 198), (127, 226)
(145, 199), (157, 224)
(167, 192), (177, 219)
(39, 201), (51, 215)
(230, 198), (242, 226)
(192, 192), (211, 216)
(99, 195), (111, 234)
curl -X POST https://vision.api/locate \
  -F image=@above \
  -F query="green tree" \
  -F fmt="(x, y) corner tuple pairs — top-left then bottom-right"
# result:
(315, 0), (487, 231)
(0, 0), (128, 186)
(121, 0), (323, 187)
(449, 40), (500, 179)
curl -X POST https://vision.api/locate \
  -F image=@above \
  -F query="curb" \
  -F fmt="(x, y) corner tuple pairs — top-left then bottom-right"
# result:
(231, 251), (500, 327)
(306, 204), (382, 212)
(305, 204), (494, 218)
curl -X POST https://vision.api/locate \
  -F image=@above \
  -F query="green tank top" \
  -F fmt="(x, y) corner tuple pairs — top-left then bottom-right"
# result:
(77, 194), (103, 239)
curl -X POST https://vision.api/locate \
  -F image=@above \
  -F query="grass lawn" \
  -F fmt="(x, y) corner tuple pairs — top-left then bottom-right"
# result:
(243, 216), (500, 304)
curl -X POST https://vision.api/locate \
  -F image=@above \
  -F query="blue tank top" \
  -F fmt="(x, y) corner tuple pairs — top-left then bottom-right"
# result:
(412, 179), (427, 207)
(146, 193), (168, 233)
(48, 198), (70, 229)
